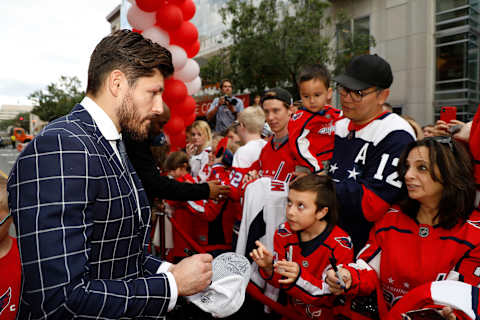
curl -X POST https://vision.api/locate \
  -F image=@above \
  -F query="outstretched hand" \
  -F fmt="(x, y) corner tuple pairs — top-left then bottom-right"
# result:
(250, 240), (274, 277)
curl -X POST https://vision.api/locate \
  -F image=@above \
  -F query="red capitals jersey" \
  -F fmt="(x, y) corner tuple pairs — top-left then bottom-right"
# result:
(260, 222), (354, 319)
(343, 208), (480, 318)
(470, 107), (480, 209)
(185, 164), (237, 244)
(288, 106), (341, 173)
(0, 237), (21, 320)
(250, 135), (296, 183)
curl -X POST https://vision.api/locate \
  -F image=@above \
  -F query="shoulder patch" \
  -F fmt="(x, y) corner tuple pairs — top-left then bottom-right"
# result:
(277, 223), (292, 237)
(335, 236), (353, 249)
(292, 112), (303, 121)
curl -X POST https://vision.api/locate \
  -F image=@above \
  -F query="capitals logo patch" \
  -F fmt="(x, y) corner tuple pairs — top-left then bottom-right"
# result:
(335, 237), (353, 250)
(0, 287), (11, 315)
(292, 112), (303, 121)
(277, 223), (292, 237)
(467, 220), (480, 229)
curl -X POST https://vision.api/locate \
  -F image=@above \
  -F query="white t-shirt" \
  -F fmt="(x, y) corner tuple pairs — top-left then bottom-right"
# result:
(232, 139), (267, 168)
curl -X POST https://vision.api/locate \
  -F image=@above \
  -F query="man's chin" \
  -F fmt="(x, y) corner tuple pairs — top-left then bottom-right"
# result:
(122, 127), (149, 141)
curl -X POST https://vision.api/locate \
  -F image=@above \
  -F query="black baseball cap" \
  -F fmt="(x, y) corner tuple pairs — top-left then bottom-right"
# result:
(333, 54), (393, 90)
(261, 88), (293, 106)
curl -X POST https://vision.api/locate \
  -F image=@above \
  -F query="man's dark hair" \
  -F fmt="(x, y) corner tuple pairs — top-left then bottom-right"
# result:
(397, 137), (476, 229)
(297, 64), (331, 89)
(220, 79), (232, 89)
(87, 29), (174, 96)
(289, 174), (338, 226)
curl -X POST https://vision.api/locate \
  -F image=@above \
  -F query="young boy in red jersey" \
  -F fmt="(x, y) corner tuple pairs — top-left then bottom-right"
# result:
(250, 174), (353, 319)
(0, 177), (21, 319)
(289, 64), (342, 174)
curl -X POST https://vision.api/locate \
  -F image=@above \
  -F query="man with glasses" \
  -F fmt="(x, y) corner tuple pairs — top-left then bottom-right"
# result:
(329, 54), (416, 252)
(207, 79), (244, 133)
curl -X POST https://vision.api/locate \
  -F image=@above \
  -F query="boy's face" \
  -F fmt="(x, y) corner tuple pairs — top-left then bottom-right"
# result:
(0, 209), (12, 242)
(286, 189), (326, 234)
(299, 79), (332, 113)
(170, 166), (189, 179)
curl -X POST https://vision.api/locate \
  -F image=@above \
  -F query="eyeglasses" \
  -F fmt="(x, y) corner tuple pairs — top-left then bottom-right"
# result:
(0, 212), (11, 226)
(336, 85), (380, 102)
(424, 136), (454, 152)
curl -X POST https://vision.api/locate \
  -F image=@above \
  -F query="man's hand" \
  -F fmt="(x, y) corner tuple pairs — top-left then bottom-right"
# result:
(325, 268), (352, 295)
(250, 240), (274, 277)
(170, 254), (213, 296)
(207, 180), (231, 200)
(275, 260), (300, 285)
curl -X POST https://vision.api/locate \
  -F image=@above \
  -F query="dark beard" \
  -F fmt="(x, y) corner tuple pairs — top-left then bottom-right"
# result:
(118, 92), (150, 141)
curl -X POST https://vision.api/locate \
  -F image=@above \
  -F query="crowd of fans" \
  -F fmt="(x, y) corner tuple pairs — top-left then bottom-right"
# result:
(138, 55), (480, 319)
(2, 29), (480, 320)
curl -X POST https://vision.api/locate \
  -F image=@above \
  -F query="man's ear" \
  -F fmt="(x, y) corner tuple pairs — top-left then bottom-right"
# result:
(377, 88), (390, 106)
(316, 207), (329, 220)
(107, 69), (127, 97)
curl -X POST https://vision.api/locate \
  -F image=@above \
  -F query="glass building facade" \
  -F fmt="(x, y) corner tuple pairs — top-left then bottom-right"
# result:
(435, 0), (480, 121)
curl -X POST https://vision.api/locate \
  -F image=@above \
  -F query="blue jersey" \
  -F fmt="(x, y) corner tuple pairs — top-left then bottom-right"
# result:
(329, 112), (416, 251)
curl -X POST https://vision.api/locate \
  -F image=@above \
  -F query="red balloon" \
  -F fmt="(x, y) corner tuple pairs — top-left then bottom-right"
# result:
(168, 131), (186, 151)
(132, 28), (143, 34)
(155, 4), (183, 31)
(169, 0), (186, 5)
(163, 78), (188, 106)
(180, 0), (196, 21)
(136, 0), (165, 12)
(163, 116), (185, 136)
(186, 40), (200, 58)
(176, 95), (196, 115)
(169, 21), (198, 48)
(184, 110), (197, 127)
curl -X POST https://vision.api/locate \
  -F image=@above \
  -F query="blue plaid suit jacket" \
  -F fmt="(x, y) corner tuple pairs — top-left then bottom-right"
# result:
(8, 104), (172, 319)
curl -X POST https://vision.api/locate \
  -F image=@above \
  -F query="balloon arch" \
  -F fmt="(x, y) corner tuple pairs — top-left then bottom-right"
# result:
(127, 0), (202, 151)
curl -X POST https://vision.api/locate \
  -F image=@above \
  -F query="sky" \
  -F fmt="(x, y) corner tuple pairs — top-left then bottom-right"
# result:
(0, 0), (121, 106)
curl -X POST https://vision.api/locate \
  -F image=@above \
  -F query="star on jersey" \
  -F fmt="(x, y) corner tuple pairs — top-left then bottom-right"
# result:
(329, 163), (338, 174)
(347, 167), (360, 180)
(403, 282), (410, 289)
(388, 277), (394, 284)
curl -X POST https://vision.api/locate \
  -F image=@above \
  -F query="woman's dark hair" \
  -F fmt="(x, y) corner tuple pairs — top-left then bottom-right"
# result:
(397, 137), (476, 229)
(289, 174), (338, 226)
(87, 29), (174, 96)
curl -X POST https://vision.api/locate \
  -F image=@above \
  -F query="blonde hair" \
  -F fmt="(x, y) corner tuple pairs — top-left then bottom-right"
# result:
(238, 106), (265, 134)
(0, 177), (7, 212)
(191, 120), (212, 150)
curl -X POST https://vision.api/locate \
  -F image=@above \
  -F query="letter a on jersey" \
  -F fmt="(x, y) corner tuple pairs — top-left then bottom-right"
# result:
(354, 143), (369, 165)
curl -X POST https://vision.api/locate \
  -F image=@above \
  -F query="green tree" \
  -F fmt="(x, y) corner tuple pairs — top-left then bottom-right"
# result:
(29, 76), (85, 122)
(200, 49), (232, 86)
(218, 0), (375, 96)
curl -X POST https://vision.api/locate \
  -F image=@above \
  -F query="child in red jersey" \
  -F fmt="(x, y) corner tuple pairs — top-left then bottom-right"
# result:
(0, 177), (20, 320)
(289, 64), (341, 173)
(250, 174), (353, 319)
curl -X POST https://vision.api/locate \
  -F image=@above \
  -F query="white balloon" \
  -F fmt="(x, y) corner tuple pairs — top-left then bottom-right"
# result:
(168, 45), (188, 71)
(127, 4), (156, 31)
(142, 26), (170, 48)
(185, 77), (202, 95)
(173, 59), (200, 83)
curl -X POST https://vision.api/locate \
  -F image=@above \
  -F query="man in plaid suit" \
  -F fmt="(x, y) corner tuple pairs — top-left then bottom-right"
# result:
(7, 30), (213, 319)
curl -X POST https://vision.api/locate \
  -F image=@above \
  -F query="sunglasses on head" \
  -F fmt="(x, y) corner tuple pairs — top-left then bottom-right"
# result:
(424, 136), (454, 152)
